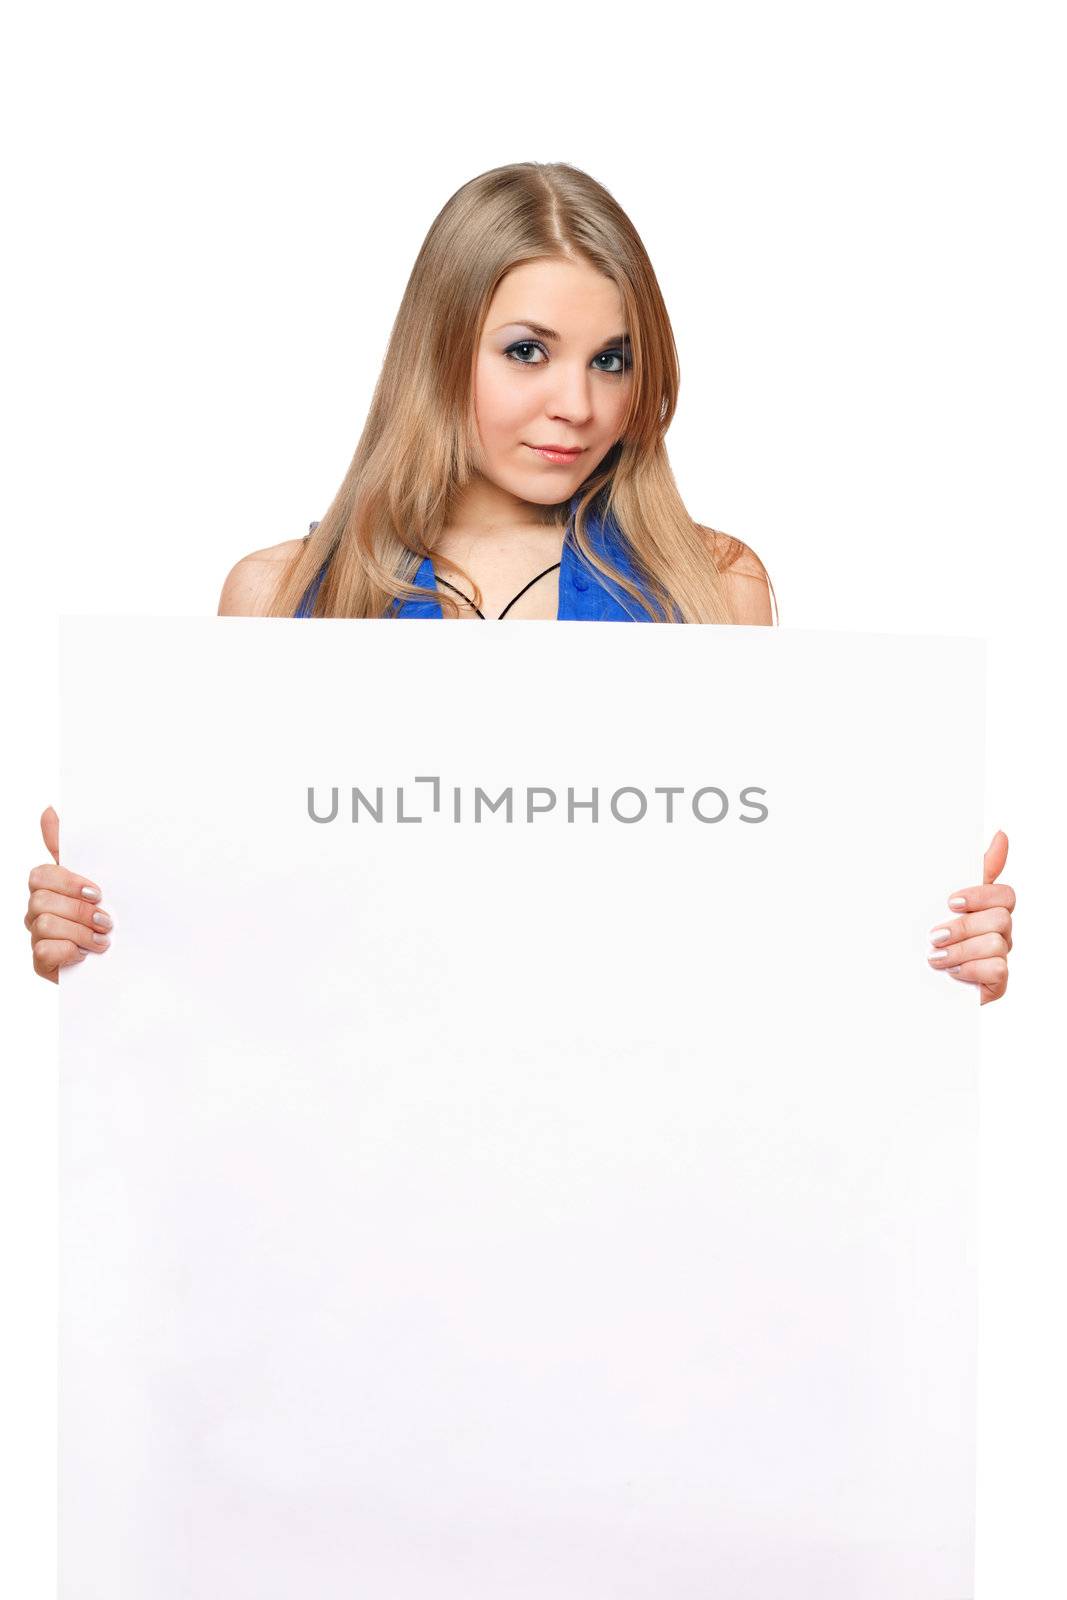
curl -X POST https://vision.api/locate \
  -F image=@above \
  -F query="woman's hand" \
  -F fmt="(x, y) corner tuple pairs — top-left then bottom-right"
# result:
(927, 830), (1013, 1004)
(26, 807), (113, 984)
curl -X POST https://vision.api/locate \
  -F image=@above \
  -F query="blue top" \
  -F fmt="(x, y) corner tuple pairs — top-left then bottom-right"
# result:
(293, 495), (680, 622)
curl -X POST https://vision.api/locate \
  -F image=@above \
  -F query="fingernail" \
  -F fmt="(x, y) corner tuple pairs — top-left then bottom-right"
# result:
(929, 927), (951, 943)
(91, 911), (112, 929)
(948, 896), (967, 909)
(947, 967), (963, 976)
(91, 932), (110, 947)
(928, 950), (950, 964)
(80, 886), (101, 902)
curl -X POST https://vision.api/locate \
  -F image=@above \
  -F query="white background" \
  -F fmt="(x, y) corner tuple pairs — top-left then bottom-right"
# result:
(2, 2), (1063, 1595)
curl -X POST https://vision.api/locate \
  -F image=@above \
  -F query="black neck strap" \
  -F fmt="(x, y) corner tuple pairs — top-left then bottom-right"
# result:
(434, 562), (562, 620)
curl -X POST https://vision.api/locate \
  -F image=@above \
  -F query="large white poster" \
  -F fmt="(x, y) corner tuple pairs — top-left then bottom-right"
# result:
(59, 618), (984, 1599)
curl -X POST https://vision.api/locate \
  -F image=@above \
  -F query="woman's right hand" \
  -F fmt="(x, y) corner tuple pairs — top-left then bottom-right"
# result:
(26, 807), (113, 983)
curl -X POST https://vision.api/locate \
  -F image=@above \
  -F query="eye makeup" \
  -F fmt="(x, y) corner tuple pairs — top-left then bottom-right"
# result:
(502, 333), (632, 373)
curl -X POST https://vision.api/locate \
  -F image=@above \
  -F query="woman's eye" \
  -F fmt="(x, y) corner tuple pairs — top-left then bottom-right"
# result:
(504, 342), (632, 373)
(505, 341), (546, 365)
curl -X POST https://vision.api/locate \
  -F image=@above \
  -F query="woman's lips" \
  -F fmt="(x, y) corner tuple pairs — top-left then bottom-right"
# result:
(527, 444), (584, 465)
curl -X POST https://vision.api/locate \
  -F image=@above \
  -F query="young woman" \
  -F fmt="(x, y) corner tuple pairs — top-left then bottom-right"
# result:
(25, 161), (1015, 999)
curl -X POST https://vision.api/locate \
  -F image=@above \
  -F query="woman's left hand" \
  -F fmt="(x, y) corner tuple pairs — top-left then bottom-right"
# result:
(927, 830), (1013, 1004)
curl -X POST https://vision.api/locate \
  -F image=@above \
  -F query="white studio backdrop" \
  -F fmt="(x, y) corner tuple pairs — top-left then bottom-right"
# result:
(58, 618), (983, 1598)
(3, 5), (1063, 1597)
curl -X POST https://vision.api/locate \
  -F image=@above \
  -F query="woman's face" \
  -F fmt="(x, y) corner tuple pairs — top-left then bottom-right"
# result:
(472, 257), (633, 506)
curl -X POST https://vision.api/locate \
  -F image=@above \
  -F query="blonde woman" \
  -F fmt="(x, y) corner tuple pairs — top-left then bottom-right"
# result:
(26, 161), (1014, 998)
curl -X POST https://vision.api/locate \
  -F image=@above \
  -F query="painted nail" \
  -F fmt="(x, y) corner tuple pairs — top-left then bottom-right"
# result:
(949, 896), (967, 908)
(928, 951), (950, 964)
(929, 927), (951, 943)
(81, 885), (101, 902)
(91, 911), (112, 929)
(946, 967), (963, 976)
(92, 932), (110, 946)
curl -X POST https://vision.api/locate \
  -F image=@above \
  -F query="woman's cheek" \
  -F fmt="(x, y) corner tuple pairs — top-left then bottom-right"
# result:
(487, 395), (529, 457)
(475, 371), (516, 452)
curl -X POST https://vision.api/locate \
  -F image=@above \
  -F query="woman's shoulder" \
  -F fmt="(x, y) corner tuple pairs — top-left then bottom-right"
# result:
(695, 524), (775, 625)
(217, 537), (307, 616)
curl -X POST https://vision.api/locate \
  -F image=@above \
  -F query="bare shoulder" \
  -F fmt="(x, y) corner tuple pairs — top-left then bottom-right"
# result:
(695, 524), (775, 625)
(217, 537), (306, 617)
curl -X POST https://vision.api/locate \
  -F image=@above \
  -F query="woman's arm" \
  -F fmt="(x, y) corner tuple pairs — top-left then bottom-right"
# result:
(217, 538), (305, 617)
(699, 529), (775, 625)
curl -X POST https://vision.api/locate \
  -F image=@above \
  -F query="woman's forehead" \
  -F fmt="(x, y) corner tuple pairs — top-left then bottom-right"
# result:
(486, 261), (627, 341)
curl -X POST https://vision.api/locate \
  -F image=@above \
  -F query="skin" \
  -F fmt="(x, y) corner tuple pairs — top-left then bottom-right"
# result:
(428, 257), (639, 619)
(24, 257), (1015, 1001)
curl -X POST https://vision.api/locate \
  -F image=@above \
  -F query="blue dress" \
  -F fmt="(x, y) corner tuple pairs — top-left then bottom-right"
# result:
(294, 495), (679, 622)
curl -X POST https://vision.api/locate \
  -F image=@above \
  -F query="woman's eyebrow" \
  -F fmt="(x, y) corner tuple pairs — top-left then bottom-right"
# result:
(492, 320), (630, 345)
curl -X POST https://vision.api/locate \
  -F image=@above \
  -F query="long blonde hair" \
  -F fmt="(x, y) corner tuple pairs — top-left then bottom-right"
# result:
(269, 161), (777, 624)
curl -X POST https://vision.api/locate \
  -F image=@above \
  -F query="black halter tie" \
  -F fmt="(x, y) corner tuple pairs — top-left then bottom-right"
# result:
(434, 562), (561, 620)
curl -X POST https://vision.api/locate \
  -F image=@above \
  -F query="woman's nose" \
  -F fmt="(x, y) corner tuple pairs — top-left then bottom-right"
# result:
(546, 365), (595, 421)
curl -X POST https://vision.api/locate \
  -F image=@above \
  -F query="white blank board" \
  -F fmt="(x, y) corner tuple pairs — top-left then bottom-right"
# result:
(59, 618), (984, 1599)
